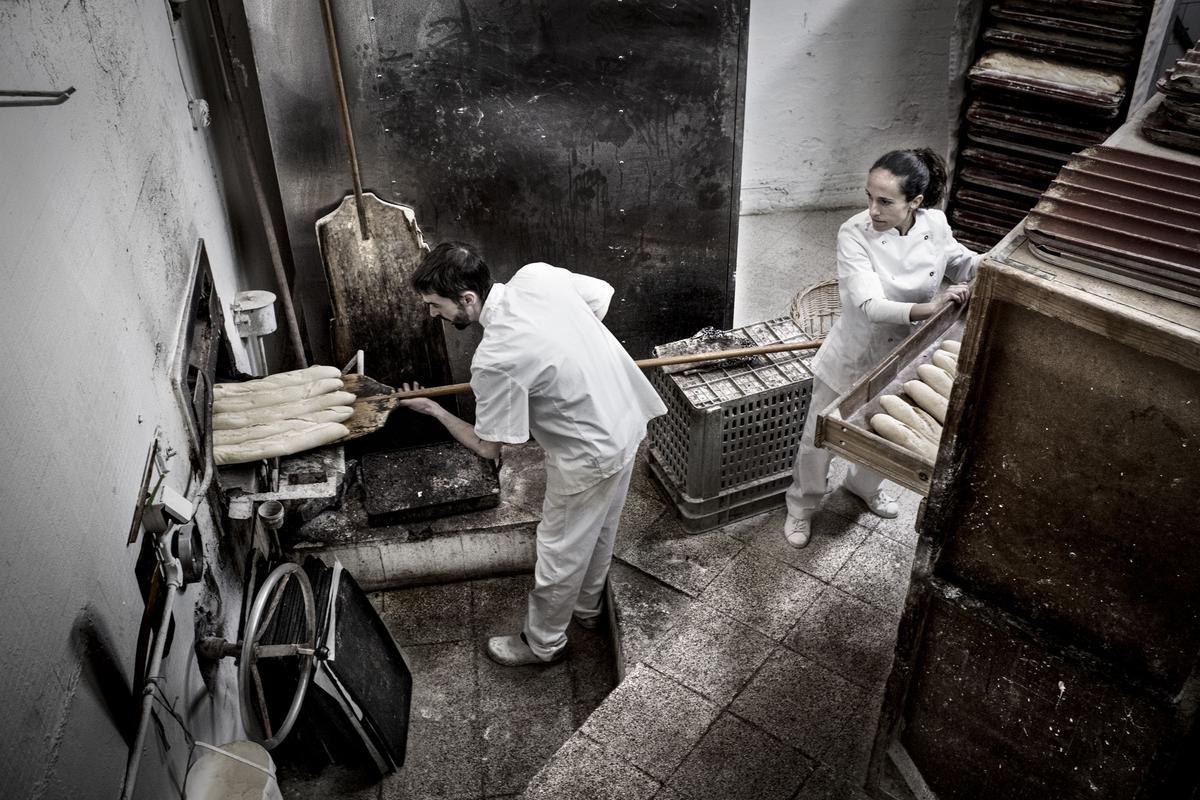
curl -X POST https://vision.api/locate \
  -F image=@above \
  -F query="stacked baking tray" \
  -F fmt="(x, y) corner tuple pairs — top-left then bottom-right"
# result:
(1025, 145), (1200, 305)
(1143, 42), (1200, 154)
(950, 0), (1151, 252)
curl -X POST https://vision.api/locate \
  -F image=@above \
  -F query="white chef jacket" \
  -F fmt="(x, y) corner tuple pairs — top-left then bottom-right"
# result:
(471, 262), (667, 494)
(811, 208), (980, 395)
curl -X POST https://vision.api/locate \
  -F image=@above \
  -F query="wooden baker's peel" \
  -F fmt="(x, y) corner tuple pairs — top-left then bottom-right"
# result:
(340, 338), (823, 442)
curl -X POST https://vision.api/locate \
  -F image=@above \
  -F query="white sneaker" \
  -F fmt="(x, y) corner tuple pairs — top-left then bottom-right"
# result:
(853, 489), (900, 519)
(485, 634), (562, 666)
(783, 514), (812, 548)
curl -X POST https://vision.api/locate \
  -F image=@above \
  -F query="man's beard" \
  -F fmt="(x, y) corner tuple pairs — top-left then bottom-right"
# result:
(451, 303), (471, 329)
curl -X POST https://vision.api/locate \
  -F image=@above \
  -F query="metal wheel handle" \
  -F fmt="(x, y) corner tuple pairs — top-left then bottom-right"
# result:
(238, 562), (317, 749)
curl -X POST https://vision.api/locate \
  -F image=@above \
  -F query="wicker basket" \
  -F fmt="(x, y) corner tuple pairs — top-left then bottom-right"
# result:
(789, 278), (842, 339)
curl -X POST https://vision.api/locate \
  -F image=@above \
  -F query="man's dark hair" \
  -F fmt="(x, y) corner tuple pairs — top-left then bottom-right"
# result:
(411, 241), (492, 301)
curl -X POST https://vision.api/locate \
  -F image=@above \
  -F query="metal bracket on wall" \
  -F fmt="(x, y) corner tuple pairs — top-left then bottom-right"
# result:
(0, 87), (75, 107)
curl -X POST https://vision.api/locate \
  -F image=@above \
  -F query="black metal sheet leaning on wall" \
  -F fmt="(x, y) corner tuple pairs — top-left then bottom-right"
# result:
(241, 0), (748, 365)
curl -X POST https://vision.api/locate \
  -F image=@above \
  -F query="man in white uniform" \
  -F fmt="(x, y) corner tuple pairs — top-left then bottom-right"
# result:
(399, 242), (666, 665)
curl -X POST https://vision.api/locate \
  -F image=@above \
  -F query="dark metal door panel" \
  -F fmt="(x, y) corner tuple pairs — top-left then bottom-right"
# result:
(243, 0), (748, 364)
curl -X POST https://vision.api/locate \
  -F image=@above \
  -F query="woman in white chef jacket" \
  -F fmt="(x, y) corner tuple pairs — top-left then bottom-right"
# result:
(783, 148), (983, 548)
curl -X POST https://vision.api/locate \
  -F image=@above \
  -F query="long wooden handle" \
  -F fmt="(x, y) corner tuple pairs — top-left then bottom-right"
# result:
(320, 0), (369, 238)
(383, 339), (822, 400)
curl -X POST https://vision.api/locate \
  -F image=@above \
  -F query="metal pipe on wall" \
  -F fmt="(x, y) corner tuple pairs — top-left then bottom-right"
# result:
(119, 530), (185, 800)
(202, 0), (307, 369)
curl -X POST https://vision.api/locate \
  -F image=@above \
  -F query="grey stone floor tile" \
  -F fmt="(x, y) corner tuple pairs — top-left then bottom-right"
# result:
(830, 533), (915, 614)
(523, 734), (660, 800)
(664, 712), (811, 800)
(481, 702), (575, 796)
(380, 580), (474, 646)
(652, 786), (691, 800)
(645, 604), (775, 705)
(405, 641), (479, 724)
(281, 765), (380, 799)
(569, 622), (618, 709)
(476, 636), (573, 714)
(729, 647), (869, 760)
(821, 488), (884, 532)
(819, 687), (885, 789)
(653, 788), (689, 800)
(724, 508), (871, 582)
(618, 463), (672, 548)
(699, 548), (825, 640)
(581, 664), (721, 780)
(614, 515), (744, 597)
(381, 716), (483, 799)
(792, 765), (872, 800)
(609, 561), (693, 675)
(471, 574), (534, 638)
(870, 488), (922, 548)
(784, 585), (898, 690)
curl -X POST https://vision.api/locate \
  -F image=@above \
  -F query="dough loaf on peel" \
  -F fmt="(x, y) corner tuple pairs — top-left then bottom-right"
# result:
(214, 365), (343, 399)
(213, 407), (354, 446)
(215, 422), (350, 465)
(212, 377), (346, 414)
(212, 391), (358, 430)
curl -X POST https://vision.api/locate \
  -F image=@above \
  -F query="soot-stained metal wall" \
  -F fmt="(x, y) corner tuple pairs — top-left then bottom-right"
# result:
(243, 0), (748, 363)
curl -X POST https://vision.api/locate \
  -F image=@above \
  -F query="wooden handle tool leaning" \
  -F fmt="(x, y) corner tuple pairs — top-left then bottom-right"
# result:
(340, 338), (823, 442)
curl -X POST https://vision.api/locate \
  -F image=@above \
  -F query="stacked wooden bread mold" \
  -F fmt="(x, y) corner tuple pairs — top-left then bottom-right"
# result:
(212, 365), (356, 465)
(867, 341), (959, 464)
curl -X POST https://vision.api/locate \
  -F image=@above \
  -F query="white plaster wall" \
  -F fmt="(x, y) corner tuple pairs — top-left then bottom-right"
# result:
(740, 0), (970, 213)
(0, 2), (249, 797)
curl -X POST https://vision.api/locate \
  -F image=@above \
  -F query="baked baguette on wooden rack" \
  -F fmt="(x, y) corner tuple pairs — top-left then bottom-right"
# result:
(931, 350), (957, 374)
(870, 414), (938, 462)
(916, 364), (954, 399)
(904, 379), (948, 424)
(879, 394), (941, 445)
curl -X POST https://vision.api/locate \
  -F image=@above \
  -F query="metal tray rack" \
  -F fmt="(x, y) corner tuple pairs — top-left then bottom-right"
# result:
(1144, 42), (1200, 155)
(948, 0), (1153, 252)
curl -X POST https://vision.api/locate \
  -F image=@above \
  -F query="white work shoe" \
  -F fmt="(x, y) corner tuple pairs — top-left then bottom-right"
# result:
(783, 514), (812, 548)
(573, 613), (600, 630)
(854, 489), (900, 519)
(486, 634), (562, 667)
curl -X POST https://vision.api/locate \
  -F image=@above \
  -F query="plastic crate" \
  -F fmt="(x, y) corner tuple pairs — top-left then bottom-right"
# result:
(648, 317), (814, 499)
(647, 451), (787, 533)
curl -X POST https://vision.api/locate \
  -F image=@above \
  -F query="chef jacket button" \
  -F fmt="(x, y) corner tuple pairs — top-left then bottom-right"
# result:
(924, 234), (930, 240)
(929, 271), (935, 276)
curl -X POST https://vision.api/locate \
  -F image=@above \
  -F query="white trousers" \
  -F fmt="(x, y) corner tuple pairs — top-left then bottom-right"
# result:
(522, 457), (636, 660)
(785, 377), (886, 519)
